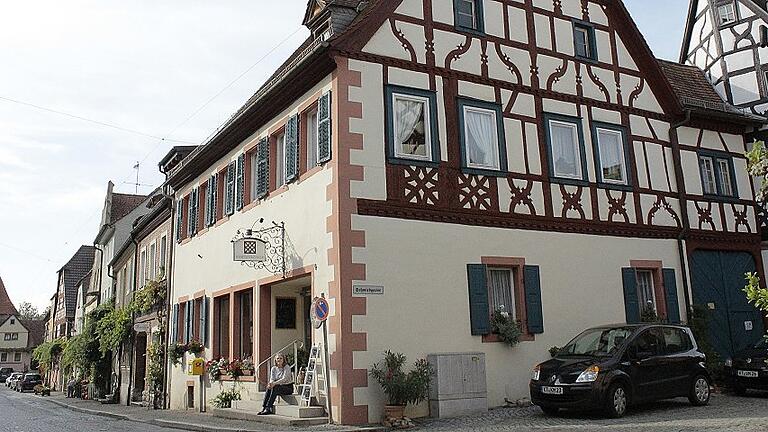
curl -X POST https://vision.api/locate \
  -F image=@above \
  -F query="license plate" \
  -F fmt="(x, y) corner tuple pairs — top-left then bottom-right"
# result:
(541, 386), (563, 395)
(737, 370), (759, 378)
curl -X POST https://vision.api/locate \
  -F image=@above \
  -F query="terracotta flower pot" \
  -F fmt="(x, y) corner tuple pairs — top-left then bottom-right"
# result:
(383, 404), (406, 420)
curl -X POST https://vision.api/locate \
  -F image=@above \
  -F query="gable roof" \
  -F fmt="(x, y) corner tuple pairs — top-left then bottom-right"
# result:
(0, 276), (18, 317)
(110, 193), (148, 224)
(680, 0), (768, 63)
(20, 320), (45, 349)
(58, 246), (96, 318)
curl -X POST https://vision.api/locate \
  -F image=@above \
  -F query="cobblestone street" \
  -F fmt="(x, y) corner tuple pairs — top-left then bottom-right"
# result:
(417, 393), (768, 431)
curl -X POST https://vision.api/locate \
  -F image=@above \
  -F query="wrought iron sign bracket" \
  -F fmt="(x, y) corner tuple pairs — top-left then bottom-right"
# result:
(232, 220), (286, 277)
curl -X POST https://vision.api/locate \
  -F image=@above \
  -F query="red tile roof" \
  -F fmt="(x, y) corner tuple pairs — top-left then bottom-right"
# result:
(0, 276), (19, 317)
(110, 193), (148, 224)
(20, 320), (46, 349)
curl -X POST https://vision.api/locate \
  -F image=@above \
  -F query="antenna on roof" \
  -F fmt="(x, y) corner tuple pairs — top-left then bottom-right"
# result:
(123, 161), (152, 193)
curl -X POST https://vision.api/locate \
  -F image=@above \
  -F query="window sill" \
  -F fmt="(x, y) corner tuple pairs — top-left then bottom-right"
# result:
(700, 193), (741, 203)
(461, 167), (506, 177)
(574, 56), (598, 65)
(219, 375), (257, 383)
(482, 333), (535, 343)
(596, 182), (633, 192)
(549, 177), (590, 188)
(454, 26), (485, 38)
(388, 157), (440, 168)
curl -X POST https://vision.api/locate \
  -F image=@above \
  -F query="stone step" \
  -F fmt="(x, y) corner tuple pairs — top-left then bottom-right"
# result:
(211, 407), (329, 427)
(233, 399), (325, 418)
(248, 391), (317, 406)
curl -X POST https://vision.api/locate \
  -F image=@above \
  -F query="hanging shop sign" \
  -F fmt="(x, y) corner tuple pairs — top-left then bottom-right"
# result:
(232, 219), (286, 276)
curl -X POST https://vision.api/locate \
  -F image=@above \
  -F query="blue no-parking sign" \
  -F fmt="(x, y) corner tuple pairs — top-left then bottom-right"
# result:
(313, 297), (330, 322)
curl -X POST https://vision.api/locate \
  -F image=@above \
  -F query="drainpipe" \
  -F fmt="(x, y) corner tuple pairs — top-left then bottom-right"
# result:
(163, 194), (176, 410)
(670, 109), (694, 319)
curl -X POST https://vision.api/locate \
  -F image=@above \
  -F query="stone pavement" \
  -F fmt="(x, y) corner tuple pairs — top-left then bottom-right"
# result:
(39, 391), (381, 432)
(415, 393), (768, 431)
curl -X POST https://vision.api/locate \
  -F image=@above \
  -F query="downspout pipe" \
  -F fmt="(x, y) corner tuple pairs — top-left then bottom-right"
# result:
(670, 109), (694, 319)
(163, 193), (176, 410)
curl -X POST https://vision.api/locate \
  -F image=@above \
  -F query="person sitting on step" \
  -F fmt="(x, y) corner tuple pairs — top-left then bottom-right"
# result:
(258, 353), (294, 415)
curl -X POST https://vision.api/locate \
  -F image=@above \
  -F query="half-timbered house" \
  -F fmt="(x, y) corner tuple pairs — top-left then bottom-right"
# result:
(165, 0), (765, 424)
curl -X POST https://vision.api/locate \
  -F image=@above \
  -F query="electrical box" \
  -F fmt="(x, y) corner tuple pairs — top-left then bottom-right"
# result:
(188, 358), (205, 376)
(427, 352), (487, 418)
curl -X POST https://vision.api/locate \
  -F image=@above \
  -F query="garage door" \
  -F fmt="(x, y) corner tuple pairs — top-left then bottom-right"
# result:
(690, 250), (765, 358)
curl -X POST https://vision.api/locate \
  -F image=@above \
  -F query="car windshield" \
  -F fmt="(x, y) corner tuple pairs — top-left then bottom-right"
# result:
(560, 327), (634, 357)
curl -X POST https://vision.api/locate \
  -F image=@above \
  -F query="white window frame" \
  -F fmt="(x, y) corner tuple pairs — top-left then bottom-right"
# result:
(456, 0), (478, 30)
(159, 234), (167, 275)
(717, 158), (734, 196)
(548, 119), (584, 180)
(636, 270), (656, 315)
(150, 241), (157, 279)
(392, 93), (433, 162)
(718, 2), (737, 25)
(307, 108), (319, 169)
(13, 352), (21, 362)
(276, 133), (287, 187)
(699, 156), (718, 195)
(487, 268), (516, 320)
(595, 127), (628, 185)
(462, 105), (501, 171)
(140, 248), (148, 286)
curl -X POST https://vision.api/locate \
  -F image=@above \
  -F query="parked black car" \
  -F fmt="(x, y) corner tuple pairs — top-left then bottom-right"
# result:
(530, 324), (711, 418)
(16, 373), (41, 392)
(726, 338), (767, 395)
(0, 367), (13, 383)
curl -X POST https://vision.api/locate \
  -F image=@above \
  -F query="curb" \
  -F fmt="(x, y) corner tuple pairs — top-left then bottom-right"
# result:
(150, 419), (264, 432)
(45, 397), (131, 421)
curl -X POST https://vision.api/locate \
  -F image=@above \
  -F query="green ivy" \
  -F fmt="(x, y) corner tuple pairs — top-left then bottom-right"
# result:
(95, 304), (132, 354)
(130, 278), (166, 315)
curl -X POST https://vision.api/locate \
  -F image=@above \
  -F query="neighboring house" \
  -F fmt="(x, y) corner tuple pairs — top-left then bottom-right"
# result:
(90, 181), (149, 305)
(0, 277), (48, 373)
(680, 0), (768, 121)
(73, 271), (92, 335)
(110, 189), (173, 406)
(163, 0), (765, 424)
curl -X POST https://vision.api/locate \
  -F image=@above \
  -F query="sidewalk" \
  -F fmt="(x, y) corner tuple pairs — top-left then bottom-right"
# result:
(42, 392), (385, 432)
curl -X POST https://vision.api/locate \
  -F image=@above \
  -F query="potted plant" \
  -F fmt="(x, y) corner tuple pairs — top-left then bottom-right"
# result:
(369, 351), (433, 421)
(490, 308), (523, 347)
(187, 339), (204, 356)
(242, 357), (254, 376)
(169, 342), (187, 366)
(206, 357), (228, 381)
(211, 387), (241, 409)
(227, 359), (244, 379)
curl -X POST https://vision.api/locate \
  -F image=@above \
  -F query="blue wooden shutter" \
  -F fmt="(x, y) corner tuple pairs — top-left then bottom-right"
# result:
(622, 268), (640, 324)
(524, 265), (544, 334)
(210, 174), (218, 226)
(190, 188), (199, 237)
(186, 300), (194, 343)
(175, 199), (183, 243)
(186, 194), (193, 238)
(236, 154), (245, 210)
(286, 114), (300, 183)
(201, 296), (210, 347)
(318, 91), (332, 163)
(663, 269), (681, 324)
(256, 138), (270, 198)
(467, 264), (490, 336)
(204, 181), (212, 227)
(225, 162), (236, 215)
(171, 303), (179, 342)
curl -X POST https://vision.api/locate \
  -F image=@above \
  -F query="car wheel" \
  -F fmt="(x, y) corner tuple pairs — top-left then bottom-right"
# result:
(605, 383), (628, 418)
(540, 406), (560, 416)
(688, 375), (711, 406)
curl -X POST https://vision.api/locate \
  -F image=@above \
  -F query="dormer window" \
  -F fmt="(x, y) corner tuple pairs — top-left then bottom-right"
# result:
(717, 2), (737, 26)
(454, 0), (484, 34)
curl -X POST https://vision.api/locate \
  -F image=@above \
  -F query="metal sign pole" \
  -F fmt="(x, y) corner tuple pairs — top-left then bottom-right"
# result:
(322, 320), (332, 424)
(199, 374), (205, 413)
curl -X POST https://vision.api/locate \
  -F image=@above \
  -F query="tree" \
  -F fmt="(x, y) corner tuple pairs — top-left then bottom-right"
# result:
(17, 302), (43, 320)
(745, 142), (768, 340)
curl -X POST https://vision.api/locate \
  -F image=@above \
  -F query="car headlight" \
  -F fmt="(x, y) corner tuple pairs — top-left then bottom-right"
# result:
(531, 365), (541, 381)
(576, 365), (600, 383)
(724, 358), (732, 367)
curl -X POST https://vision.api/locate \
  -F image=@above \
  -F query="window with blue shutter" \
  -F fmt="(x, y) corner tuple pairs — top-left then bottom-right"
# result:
(175, 199), (184, 243)
(256, 138), (270, 199)
(185, 300), (193, 343)
(225, 162), (236, 216)
(318, 91), (332, 163)
(524, 265), (544, 334)
(201, 296), (210, 346)
(663, 269), (681, 324)
(285, 114), (300, 183)
(210, 174), (218, 226)
(622, 268), (641, 324)
(467, 264), (490, 336)
(171, 303), (179, 342)
(188, 188), (198, 237)
(236, 154), (245, 210)
(204, 181), (212, 227)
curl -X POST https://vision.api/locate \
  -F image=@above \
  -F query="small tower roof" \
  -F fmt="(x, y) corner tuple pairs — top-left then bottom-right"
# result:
(0, 276), (19, 317)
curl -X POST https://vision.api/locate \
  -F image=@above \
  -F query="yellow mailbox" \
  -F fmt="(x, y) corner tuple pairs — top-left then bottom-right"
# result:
(188, 357), (205, 376)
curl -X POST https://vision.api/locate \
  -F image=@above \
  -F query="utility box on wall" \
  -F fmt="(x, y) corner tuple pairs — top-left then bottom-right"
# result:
(427, 352), (487, 418)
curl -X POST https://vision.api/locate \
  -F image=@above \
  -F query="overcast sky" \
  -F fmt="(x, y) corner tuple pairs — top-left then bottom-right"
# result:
(0, 0), (687, 311)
